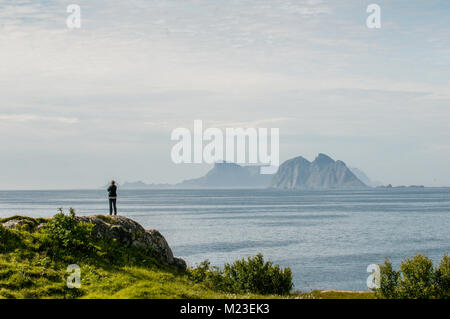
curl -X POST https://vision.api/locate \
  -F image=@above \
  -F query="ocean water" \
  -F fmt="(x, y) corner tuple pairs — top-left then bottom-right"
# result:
(0, 188), (449, 291)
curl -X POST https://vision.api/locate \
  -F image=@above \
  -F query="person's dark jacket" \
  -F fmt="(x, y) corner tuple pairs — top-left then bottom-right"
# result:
(107, 185), (117, 198)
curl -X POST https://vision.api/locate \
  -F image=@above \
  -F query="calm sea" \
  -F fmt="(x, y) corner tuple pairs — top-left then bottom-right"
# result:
(0, 188), (449, 291)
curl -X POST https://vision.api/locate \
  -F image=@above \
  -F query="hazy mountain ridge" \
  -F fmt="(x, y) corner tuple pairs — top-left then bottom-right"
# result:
(120, 154), (370, 190)
(349, 167), (383, 187)
(270, 153), (367, 190)
(178, 162), (272, 188)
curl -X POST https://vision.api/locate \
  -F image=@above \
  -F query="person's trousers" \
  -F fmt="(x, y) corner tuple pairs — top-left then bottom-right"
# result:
(109, 198), (117, 215)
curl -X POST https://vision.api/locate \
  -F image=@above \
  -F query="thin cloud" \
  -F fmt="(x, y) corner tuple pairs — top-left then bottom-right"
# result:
(0, 114), (79, 124)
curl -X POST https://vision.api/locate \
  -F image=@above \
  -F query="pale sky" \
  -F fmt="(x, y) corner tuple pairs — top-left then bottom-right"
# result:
(0, 0), (449, 189)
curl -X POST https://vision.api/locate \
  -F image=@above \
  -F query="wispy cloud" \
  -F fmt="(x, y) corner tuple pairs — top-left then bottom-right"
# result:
(0, 114), (79, 124)
(144, 117), (294, 130)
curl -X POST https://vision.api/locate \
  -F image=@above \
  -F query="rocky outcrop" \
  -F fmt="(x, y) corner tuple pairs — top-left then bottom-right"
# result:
(271, 153), (367, 190)
(2, 219), (29, 229)
(2, 215), (186, 271)
(0, 216), (45, 231)
(75, 215), (186, 271)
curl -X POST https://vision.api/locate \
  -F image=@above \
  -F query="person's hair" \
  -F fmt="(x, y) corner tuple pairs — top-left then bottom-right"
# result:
(111, 180), (115, 185)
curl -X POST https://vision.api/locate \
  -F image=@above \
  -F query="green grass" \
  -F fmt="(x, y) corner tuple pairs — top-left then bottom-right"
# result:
(0, 253), (304, 299)
(0, 255), (374, 299)
(0, 214), (375, 299)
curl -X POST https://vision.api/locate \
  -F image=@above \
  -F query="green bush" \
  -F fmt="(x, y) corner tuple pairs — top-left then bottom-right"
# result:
(376, 254), (449, 299)
(190, 260), (224, 290)
(190, 254), (293, 295)
(435, 254), (450, 299)
(377, 258), (399, 299)
(39, 208), (95, 261)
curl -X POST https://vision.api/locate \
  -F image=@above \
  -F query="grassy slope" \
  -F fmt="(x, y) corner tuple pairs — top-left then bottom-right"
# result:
(0, 254), (268, 299)
(0, 215), (374, 299)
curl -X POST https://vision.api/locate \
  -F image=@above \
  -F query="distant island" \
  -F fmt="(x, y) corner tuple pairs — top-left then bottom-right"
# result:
(270, 153), (367, 190)
(376, 184), (425, 188)
(177, 162), (272, 188)
(121, 162), (272, 189)
(120, 153), (386, 190)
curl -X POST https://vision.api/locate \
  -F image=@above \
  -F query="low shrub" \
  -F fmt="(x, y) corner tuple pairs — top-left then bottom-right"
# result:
(376, 254), (449, 299)
(435, 254), (450, 298)
(190, 260), (224, 289)
(39, 208), (95, 261)
(190, 254), (293, 295)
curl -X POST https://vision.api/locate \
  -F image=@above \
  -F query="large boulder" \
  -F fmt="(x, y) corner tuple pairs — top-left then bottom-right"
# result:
(76, 215), (186, 271)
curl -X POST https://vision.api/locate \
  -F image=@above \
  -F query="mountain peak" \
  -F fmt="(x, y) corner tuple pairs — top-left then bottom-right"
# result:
(271, 153), (367, 190)
(287, 156), (311, 164)
(313, 153), (335, 166)
(180, 162), (272, 188)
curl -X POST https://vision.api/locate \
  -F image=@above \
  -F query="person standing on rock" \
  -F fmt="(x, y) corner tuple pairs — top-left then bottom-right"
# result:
(107, 180), (118, 216)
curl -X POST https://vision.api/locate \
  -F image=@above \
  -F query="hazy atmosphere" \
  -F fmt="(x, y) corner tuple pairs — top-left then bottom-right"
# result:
(1, 0), (449, 189)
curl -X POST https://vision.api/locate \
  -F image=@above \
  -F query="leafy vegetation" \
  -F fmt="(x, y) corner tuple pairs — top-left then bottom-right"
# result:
(376, 254), (449, 299)
(0, 210), (298, 299)
(39, 208), (95, 261)
(190, 254), (293, 295)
